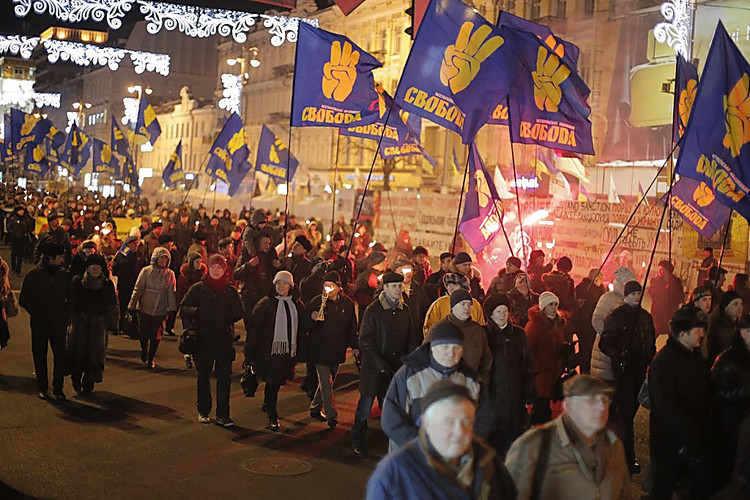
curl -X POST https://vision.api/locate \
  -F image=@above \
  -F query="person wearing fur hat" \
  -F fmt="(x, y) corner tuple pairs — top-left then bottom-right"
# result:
(353, 270), (417, 456)
(20, 241), (71, 401)
(542, 256), (577, 313)
(68, 254), (118, 394)
(381, 321), (493, 451)
(112, 234), (147, 335)
(452, 252), (485, 303)
(127, 247), (178, 369)
(648, 260), (685, 335)
(304, 270), (358, 429)
(590, 266), (638, 383)
(488, 256), (523, 296)
(354, 251), (388, 316)
(283, 234), (313, 287)
(423, 272), (486, 338)
(599, 281), (656, 474)
(525, 291), (567, 424)
(424, 289), (492, 382)
(7, 204), (33, 276)
(708, 290), (744, 364)
(527, 249), (553, 294)
(484, 293), (535, 455)
(181, 255), (243, 427)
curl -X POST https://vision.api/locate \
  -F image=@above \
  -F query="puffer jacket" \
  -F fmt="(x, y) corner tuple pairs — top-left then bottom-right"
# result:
(525, 305), (566, 399)
(590, 290), (624, 381)
(127, 247), (178, 317)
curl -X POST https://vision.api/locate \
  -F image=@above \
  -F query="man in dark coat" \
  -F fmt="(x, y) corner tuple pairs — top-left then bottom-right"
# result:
(483, 293), (535, 455)
(19, 241), (71, 401)
(648, 260), (684, 334)
(305, 270), (358, 429)
(487, 256), (522, 296)
(542, 256), (577, 313)
(599, 281), (656, 474)
(34, 213), (72, 267)
(410, 246), (431, 286)
(283, 234), (313, 287)
(234, 233), (281, 332)
(170, 210), (194, 266)
(112, 235), (147, 334)
(453, 252), (485, 303)
(352, 271), (417, 456)
(649, 306), (716, 499)
(424, 252), (453, 303)
(7, 205), (33, 275)
(393, 259), (429, 339)
(328, 244), (354, 292)
(354, 251), (388, 316)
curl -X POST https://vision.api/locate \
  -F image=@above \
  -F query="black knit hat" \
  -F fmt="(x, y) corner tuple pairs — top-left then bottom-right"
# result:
(158, 234), (174, 245)
(383, 271), (404, 284)
(194, 228), (208, 241)
(429, 321), (464, 346)
(556, 256), (573, 273)
(670, 306), (709, 337)
(294, 234), (313, 252)
(420, 380), (476, 413)
(41, 241), (65, 256)
(454, 252), (472, 265)
(720, 290), (743, 312)
(85, 253), (107, 270)
(484, 293), (511, 319)
(624, 281), (642, 296)
(322, 270), (342, 286)
(450, 289), (473, 308)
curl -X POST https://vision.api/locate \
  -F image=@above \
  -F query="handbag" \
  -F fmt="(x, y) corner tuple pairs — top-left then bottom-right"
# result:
(4, 290), (18, 318)
(240, 366), (259, 397)
(177, 328), (199, 355)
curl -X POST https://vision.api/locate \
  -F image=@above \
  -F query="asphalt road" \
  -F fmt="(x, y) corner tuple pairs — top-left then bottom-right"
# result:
(0, 247), (651, 499)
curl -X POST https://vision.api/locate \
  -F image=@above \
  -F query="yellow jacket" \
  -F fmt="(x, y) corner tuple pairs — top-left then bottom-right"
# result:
(423, 294), (486, 337)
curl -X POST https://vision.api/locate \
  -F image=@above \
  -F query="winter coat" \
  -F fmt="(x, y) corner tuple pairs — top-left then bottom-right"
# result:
(19, 262), (71, 331)
(170, 220), (194, 260)
(466, 272), (485, 304)
(328, 255), (354, 290)
(528, 262), (553, 294)
(34, 226), (72, 265)
(708, 310), (738, 365)
(358, 292), (418, 396)
(487, 320), (535, 433)
(525, 305), (566, 400)
(112, 247), (147, 308)
(233, 248), (279, 299)
(423, 295), (486, 338)
(180, 278), (243, 361)
(354, 267), (381, 312)
(176, 258), (206, 304)
(505, 415), (637, 500)
(205, 225), (222, 254)
(599, 304), (656, 384)
(402, 282), (429, 342)
(283, 254), (312, 289)
(304, 292), (358, 366)
(367, 432), (517, 500)
(508, 288), (539, 328)
(572, 279), (605, 373)
(68, 273), (118, 383)
(648, 273), (684, 334)
(381, 343), (493, 448)
(8, 212), (33, 241)
(244, 291), (303, 384)
(710, 336), (750, 464)
(649, 336), (713, 459)
(424, 314), (493, 382)
(542, 271), (577, 313)
(143, 231), (161, 259)
(591, 290), (624, 381)
(127, 247), (178, 317)
(488, 268), (520, 296)
(424, 268), (448, 303)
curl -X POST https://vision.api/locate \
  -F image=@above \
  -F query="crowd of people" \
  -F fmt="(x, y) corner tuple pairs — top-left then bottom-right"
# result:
(2, 184), (749, 499)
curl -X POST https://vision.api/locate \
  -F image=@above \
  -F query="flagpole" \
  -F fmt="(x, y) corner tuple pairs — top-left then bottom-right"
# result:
(283, 124), (293, 257)
(506, 97), (528, 270)
(450, 145), (470, 255)
(714, 210), (733, 291)
(329, 131), (341, 240)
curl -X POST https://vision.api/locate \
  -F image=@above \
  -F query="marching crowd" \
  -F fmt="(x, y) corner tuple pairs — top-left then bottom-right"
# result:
(1, 185), (749, 499)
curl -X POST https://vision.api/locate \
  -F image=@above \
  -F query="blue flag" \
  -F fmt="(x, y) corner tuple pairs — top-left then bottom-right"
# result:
(92, 139), (116, 176)
(292, 22), (382, 128)
(135, 94), (161, 145)
(668, 176), (731, 238)
(256, 125), (299, 182)
(11, 108), (39, 152)
(205, 113), (253, 196)
(163, 141), (185, 187)
(458, 142), (504, 253)
(32, 119), (66, 151)
(23, 143), (49, 176)
(395, 0), (513, 144)
(379, 141), (422, 159)
(673, 55), (699, 143)
(60, 123), (91, 177)
(341, 84), (422, 146)
(503, 27), (593, 154)
(110, 117), (137, 185)
(3, 114), (11, 157)
(674, 22), (750, 220)
(497, 11), (579, 70)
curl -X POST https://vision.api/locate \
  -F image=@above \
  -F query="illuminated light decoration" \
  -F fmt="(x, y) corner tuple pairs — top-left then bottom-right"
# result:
(218, 73), (242, 115)
(122, 97), (139, 126)
(653, 0), (693, 59)
(0, 92), (61, 108)
(0, 34), (40, 58)
(509, 176), (540, 191)
(522, 209), (550, 227)
(13, 0), (318, 46)
(43, 39), (170, 75)
(66, 111), (79, 132)
(31, 93), (62, 108)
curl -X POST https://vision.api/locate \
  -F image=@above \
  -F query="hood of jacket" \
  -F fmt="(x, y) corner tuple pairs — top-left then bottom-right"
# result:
(150, 246), (171, 266)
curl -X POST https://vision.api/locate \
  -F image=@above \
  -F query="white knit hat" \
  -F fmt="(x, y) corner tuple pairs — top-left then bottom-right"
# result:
(539, 291), (559, 310)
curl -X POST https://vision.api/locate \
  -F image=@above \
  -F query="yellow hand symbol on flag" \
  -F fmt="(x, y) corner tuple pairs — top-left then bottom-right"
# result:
(693, 181), (716, 208)
(399, 109), (410, 125)
(227, 130), (246, 155)
(269, 145), (280, 163)
(723, 73), (750, 158)
(475, 170), (491, 208)
(322, 41), (360, 102)
(678, 79), (697, 135)
(440, 22), (504, 94)
(532, 46), (570, 112)
(32, 145), (44, 162)
(101, 147), (111, 163)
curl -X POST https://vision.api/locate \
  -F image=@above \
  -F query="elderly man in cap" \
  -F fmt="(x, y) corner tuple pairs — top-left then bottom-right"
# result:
(424, 288), (492, 382)
(142, 220), (163, 259)
(489, 256), (523, 296)
(423, 273), (486, 339)
(411, 246), (431, 286)
(649, 306), (715, 499)
(697, 246), (717, 286)
(283, 234), (313, 286)
(382, 321), (492, 451)
(705, 265), (728, 313)
(367, 380), (517, 499)
(20, 241), (72, 401)
(425, 251), (454, 302)
(506, 374), (635, 499)
(353, 270), (417, 456)
(599, 280), (656, 474)
(34, 212), (71, 266)
(452, 252), (485, 303)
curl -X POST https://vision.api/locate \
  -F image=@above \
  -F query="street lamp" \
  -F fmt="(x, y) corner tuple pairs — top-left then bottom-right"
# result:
(226, 47), (260, 82)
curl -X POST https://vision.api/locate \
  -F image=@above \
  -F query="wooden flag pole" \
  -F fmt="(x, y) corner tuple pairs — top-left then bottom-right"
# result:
(450, 145), (470, 255)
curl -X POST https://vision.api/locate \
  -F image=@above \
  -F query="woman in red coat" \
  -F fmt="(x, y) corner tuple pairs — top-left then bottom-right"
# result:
(525, 291), (566, 424)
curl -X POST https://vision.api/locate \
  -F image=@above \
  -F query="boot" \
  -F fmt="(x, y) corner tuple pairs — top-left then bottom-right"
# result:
(147, 339), (160, 368)
(139, 340), (148, 363)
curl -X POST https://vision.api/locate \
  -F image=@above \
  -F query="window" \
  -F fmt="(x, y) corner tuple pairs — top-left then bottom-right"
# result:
(584, 0), (594, 16)
(531, 0), (541, 20)
(13, 67), (23, 77)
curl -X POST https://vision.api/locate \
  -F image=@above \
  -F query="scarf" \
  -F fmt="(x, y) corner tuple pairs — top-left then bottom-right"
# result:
(272, 295), (298, 356)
